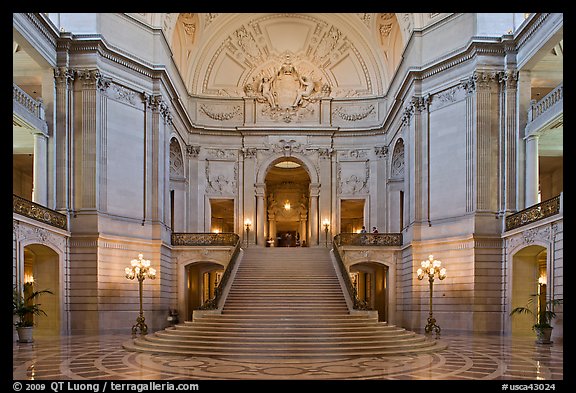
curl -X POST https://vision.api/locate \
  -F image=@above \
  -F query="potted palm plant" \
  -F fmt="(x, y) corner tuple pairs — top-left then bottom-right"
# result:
(12, 282), (53, 343)
(510, 294), (563, 344)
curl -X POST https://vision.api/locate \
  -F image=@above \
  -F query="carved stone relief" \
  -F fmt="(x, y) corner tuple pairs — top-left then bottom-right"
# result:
(505, 222), (560, 254)
(333, 104), (376, 122)
(186, 145), (200, 158)
(430, 84), (466, 111)
(245, 53), (326, 112)
(198, 104), (241, 122)
(337, 161), (370, 195)
(15, 220), (67, 255)
(391, 139), (405, 178)
(205, 160), (238, 196)
(169, 139), (184, 177)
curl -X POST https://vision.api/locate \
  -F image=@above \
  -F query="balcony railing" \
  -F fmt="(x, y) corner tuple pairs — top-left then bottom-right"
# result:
(198, 236), (242, 310)
(171, 232), (239, 246)
(528, 83), (563, 123)
(505, 195), (561, 231)
(13, 83), (45, 121)
(332, 243), (371, 310)
(13, 194), (67, 230)
(334, 232), (403, 247)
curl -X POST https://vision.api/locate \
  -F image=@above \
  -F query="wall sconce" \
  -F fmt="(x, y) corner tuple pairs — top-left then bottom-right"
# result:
(244, 219), (252, 248)
(125, 253), (156, 335)
(416, 254), (446, 337)
(323, 219), (330, 247)
(284, 200), (291, 210)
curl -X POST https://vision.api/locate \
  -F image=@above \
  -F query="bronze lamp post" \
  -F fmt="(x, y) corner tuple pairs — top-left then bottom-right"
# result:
(125, 254), (156, 335)
(417, 254), (446, 337)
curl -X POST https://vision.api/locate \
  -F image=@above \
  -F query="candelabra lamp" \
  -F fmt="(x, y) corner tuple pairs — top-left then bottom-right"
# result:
(323, 219), (330, 247)
(416, 254), (447, 336)
(244, 219), (251, 248)
(125, 254), (156, 335)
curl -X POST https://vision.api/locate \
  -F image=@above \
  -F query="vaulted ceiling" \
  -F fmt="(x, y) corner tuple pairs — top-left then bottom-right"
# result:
(161, 13), (410, 98)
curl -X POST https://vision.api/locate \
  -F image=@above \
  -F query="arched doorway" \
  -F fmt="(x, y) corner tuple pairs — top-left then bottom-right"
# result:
(511, 245), (547, 336)
(22, 244), (60, 336)
(264, 158), (311, 247)
(350, 262), (388, 322)
(185, 262), (224, 320)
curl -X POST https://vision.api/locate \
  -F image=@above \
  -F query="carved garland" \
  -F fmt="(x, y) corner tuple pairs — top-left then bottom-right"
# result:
(334, 105), (375, 121)
(199, 104), (241, 121)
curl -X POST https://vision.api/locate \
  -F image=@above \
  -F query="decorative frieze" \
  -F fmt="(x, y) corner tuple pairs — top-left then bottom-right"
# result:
(199, 104), (241, 121)
(333, 105), (375, 121)
(374, 146), (388, 158)
(205, 148), (237, 160)
(111, 84), (138, 106)
(242, 148), (257, 159)
(186, 145), (201, 158)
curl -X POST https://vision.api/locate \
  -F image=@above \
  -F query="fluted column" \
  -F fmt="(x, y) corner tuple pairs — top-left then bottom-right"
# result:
(32, 132), (48, 205)
(309, 184), (320, 246)
(255, 183), (266, 246)
(300, 215), (307, 245)
(53, 67), (75, 212)
(525, 134), (540, 207)
(268, 214), (276, 246)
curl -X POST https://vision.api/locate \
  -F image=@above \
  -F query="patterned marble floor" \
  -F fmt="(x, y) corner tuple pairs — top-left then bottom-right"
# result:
(12, 332), (565, 383)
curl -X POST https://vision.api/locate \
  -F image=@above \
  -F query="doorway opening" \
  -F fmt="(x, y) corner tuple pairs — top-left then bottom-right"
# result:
(350, 262), (388, 322)
(340, 199), (365, 233)
(265, 158), (310, 247)
(511, 245), (547, 336)
(22, 244), (60, 336)
(210, 199), (234, 233)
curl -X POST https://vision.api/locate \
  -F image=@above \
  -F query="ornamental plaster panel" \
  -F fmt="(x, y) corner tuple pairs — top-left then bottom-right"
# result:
(505, 222), (559, 256)
(204, 159), (238, 196)
(429, 84), (467, 111)
(15, 220), (67, 255)
(336, 161), (370, 195)
(197, 103), (242, 123)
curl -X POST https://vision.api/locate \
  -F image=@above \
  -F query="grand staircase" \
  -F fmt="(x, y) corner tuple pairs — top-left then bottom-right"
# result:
(123, 247), (446, 358)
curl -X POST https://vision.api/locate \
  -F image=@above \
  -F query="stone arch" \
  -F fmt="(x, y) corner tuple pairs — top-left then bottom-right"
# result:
(390, 138), (405, 179)
(169, 137), (185, 178)
(183, 260), (225, 320)
(509, 244), (549, 336)
(169, 136), (186, 232)
(387, 138), (406, 232)
(256, 152), (319, 185)
(20, 243), (63, 337)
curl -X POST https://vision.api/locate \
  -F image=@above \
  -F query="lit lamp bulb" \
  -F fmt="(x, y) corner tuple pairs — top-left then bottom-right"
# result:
(440, 268), (447, 279)
(538, 276), (547, 286)
(417, 268), (425, 280)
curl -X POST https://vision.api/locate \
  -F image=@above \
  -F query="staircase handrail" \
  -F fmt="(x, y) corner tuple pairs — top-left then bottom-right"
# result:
(332, 235), (371, 310)
(199, 235), (242, 310)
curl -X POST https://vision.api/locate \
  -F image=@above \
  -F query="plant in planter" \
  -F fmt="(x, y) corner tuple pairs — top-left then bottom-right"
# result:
(510, 294), (563, 344)
(12, 282), (53, 343)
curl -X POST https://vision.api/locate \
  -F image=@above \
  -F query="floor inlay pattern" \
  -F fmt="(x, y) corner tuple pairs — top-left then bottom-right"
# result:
(12, 333), (563, 381)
